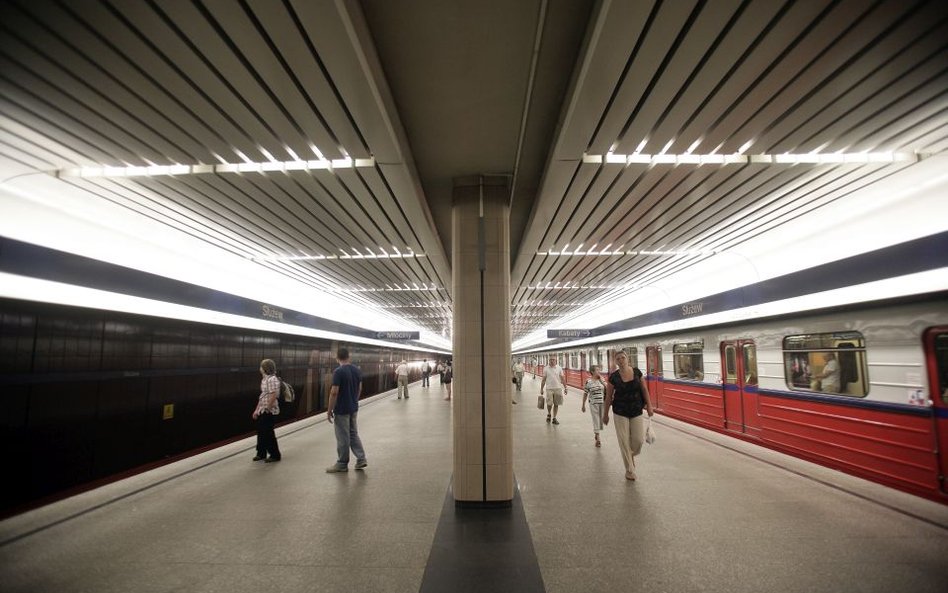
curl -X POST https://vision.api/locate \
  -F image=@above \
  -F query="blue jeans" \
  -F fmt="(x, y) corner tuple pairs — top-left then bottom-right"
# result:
(333, 412), (366, 467)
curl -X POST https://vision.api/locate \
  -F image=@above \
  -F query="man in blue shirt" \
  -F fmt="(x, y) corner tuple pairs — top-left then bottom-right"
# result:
(326, 347), (368, 473)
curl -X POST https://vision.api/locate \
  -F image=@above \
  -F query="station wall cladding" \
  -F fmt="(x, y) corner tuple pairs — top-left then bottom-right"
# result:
(0, 298), (438, 515)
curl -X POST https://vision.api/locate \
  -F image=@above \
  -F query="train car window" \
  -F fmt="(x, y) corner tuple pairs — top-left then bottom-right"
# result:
(743, 344), (759, 385)
(723, 345), (737, 383)
(647, 346), (663, 377)
(619, 346), (639, 369)
(673, 342), (704, 380)
(782, 332), (867, 397)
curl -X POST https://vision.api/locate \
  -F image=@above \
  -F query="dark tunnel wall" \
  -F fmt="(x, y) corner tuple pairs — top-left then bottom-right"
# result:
(0, 298), (439, 515)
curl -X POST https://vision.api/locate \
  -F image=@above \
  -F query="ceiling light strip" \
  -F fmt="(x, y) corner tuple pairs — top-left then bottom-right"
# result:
(59, 157), (376, 179)
(537, 247), (718, 257)
(582, 151), (917, 166)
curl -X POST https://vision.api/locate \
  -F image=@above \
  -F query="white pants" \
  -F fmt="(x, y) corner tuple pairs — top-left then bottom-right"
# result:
(613, 414), (646, 473)
(588, 401), (603, 433)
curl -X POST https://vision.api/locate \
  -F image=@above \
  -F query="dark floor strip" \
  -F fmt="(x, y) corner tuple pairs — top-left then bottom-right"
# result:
(419, 478), (545, 593)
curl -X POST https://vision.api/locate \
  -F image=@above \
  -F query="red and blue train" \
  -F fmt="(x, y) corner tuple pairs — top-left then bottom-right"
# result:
(520, 296), (948, 502)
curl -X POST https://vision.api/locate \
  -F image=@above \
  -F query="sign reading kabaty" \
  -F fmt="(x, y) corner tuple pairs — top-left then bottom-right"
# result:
(547, 329), (592, 339)
(376, 331), (420, 340)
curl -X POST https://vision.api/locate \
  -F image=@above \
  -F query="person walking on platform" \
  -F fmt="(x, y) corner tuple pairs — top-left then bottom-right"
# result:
(602, 353), (653, 481)
(512, 359), (525, 391)
(252, 359), (282, 463)
(422, 359), (431, 388)
(582, 364), (605, 448)
(541, 355), (565, 425)
(395, 359), (409, 399)
(326, 347), (367, 473)
(443, 361), (453, 400)
(437, 361), (444, 384)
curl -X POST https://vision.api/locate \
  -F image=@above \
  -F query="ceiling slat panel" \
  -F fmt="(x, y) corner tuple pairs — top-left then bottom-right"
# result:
(803, 65), (948, 153)
(755, 2), (948, 153)
(0, 116), (87, 167)
(726, 1), (923, 154)
(0, 55), (169, 164)
(249, 5), (369, 159)
(36, 3), (240, 164)
(206, 2), (342, 160)
(550, 163), (623, 248)
(614, 0), (745, 155)
(0, 20), (196, 164)
(39, 0), (240, 164)
(128, 1), (290, 162)
(847, 83), (948, 151)
(653, 0), (791, 155)
(587, 0), (700, 155)
(551, 0), (657, 159)
(671, 0), (835, 156)
(711, 0), (886, 154)
(0, 95), (113, 163)
(76, 177), (260, 257)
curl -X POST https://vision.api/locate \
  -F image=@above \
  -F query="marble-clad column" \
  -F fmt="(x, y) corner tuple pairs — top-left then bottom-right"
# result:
(452, 175), (513, 504)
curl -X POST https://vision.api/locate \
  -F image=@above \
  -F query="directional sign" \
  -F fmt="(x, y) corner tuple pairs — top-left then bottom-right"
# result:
(376, 331), (420, 340)
(547, 329), (592, 339)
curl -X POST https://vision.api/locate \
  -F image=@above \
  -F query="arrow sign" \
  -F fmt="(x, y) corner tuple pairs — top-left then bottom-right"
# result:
(376, 331), (420, 340)
(547, 329), (592, 339)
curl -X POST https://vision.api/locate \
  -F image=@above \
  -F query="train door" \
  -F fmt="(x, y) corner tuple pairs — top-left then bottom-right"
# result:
(721, 340), (761, 436)
(646, 346), (663, 410)
(923, 327), (948, 494)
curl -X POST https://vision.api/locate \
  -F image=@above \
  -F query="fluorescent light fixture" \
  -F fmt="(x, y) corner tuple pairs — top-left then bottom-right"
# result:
(325, 285), (446, 293)
(58, 157), (376, 178)
(537, 247), (717, 257)
(580, 151), (917, 168)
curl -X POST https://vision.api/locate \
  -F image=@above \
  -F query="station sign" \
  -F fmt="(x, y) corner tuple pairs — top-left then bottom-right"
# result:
(547, 329), (592, 339)
(376, 331), (420, 340)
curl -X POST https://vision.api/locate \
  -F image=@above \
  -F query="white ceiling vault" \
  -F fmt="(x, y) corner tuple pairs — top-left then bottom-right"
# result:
(1, 0), (946, 348)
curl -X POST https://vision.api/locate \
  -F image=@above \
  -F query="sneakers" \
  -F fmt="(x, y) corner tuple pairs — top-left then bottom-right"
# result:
(355, 460), (368, 470)
(546, 415), (551, 423)
(265, 457), (281, 463)
(326, 465), (348, 473)
(252, 455), (266, 461)
(552, 418), (560, 425)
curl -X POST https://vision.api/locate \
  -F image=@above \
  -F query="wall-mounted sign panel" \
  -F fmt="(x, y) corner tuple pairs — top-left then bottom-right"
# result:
(547, 329), (592, 339)
(376, 331), (420, 340)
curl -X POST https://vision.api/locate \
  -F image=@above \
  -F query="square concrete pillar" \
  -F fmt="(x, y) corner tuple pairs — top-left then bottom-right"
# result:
(451, 175), (513, 504)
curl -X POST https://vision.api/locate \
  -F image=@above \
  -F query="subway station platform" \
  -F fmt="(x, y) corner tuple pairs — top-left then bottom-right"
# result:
(2, 377), (946, 593)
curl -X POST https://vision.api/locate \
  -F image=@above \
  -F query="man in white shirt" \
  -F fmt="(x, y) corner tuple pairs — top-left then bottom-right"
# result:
(540, 355), (566, 425)
(395, 360), (409, 399)
(815, 352), (841, 393)
(512, 360), (525, 391)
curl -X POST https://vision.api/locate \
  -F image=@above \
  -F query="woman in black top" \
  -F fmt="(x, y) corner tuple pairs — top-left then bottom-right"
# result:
(602, 352), (654, 481)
